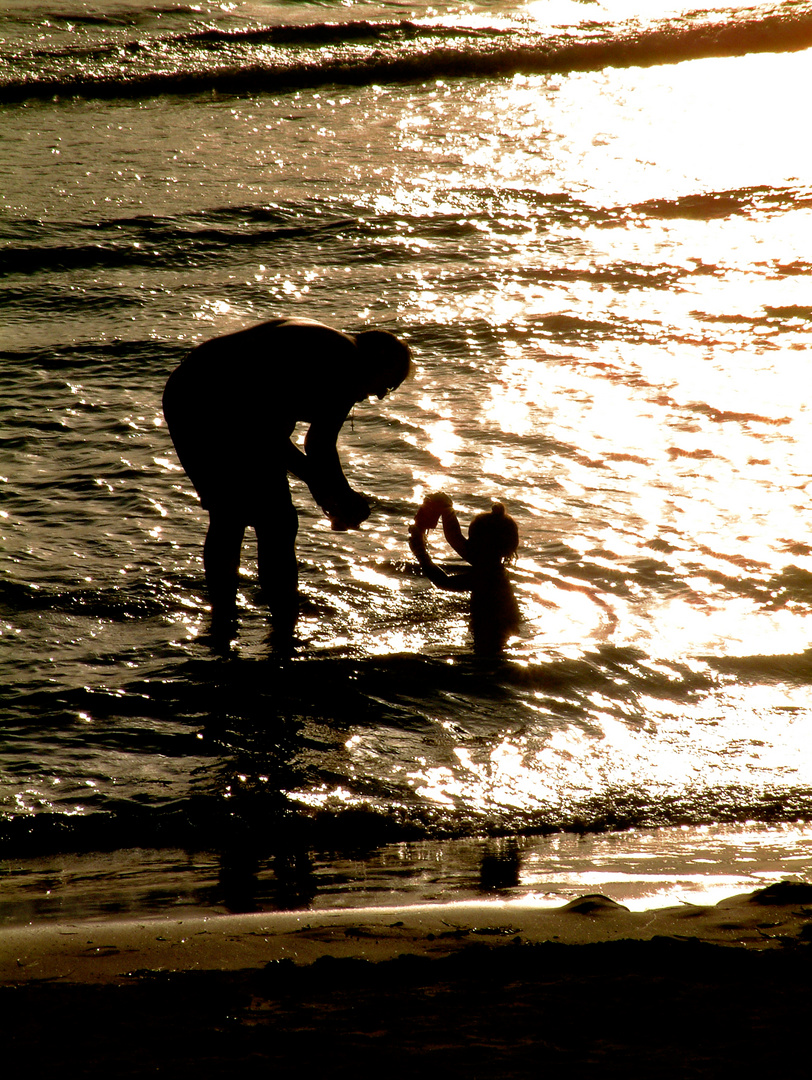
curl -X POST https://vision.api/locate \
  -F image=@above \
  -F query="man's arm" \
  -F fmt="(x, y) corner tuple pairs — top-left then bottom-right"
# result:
(283, 440), (312, 485)
(303, 408), (370, 526)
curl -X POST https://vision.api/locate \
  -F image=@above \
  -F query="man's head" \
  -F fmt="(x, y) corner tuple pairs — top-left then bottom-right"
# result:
(355, 330), (413, 400)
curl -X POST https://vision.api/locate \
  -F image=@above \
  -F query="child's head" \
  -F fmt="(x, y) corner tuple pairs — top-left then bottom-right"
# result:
(467, 503), (519, 564)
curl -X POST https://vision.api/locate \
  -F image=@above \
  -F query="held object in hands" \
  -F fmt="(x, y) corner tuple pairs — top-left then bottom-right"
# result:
(414, 492), (453, 531)
(327, 493), (371, 532)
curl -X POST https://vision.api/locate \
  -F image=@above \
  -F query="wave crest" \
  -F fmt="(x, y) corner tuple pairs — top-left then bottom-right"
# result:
(3, 10), (812, 105)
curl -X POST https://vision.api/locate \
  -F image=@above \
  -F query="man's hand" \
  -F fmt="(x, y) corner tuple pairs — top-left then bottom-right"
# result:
(325, 491), (370, 531)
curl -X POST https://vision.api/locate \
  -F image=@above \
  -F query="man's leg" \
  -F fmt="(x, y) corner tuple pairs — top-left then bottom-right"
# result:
(203, 510), (245, 627)
(254, 491), (299, 638)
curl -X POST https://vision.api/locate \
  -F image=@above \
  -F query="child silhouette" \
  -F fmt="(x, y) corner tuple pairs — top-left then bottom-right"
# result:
(409, 494), (521, 654)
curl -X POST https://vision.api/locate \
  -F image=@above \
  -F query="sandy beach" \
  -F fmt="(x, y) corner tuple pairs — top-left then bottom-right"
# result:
(3, 879), (812, 1076)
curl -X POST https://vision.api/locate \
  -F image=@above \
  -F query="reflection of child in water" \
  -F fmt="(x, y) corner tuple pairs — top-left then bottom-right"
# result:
(409, 493), (521, 654)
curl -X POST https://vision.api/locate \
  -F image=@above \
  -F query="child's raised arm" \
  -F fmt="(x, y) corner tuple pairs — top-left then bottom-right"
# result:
(413, 492), (469, 561)
(409, 519), (471, 592)
(440, 506), (468, 560)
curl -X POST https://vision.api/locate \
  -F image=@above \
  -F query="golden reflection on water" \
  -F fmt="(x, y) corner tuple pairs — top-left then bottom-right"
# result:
(396, 672), (812, 820)
(88, 44), (812, 828)
(478, 52), (812, 203)
(422, 417), (464, 469)
(360, 58), (812, 841)
(9, 9), (812, 862)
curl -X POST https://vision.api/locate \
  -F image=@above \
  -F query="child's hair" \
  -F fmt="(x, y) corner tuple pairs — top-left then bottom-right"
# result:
(467, 503), (519, 562)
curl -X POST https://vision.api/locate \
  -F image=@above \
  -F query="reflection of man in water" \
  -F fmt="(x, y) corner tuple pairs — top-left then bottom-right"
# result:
(163, 317), (412, 637)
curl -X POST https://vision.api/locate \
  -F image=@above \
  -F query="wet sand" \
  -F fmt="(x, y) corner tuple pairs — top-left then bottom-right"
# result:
(3, 881), (812, 1076)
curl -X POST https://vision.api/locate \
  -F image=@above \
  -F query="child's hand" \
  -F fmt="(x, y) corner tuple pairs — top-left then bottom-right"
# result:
(414, 492), (453, 531)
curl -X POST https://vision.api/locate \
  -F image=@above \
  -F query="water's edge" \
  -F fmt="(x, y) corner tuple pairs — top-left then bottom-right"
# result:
(3, 823), (811, 928)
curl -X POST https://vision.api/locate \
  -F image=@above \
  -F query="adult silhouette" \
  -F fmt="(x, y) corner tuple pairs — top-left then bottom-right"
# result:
(163, 317), (412, 637)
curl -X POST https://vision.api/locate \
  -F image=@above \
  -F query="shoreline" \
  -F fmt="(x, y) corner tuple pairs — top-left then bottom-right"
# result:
(4, 820), (812, 930)
(4, 879), (812, 986)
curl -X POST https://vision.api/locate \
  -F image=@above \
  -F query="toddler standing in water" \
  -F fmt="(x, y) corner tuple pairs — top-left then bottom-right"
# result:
(409, 493), (521, 654)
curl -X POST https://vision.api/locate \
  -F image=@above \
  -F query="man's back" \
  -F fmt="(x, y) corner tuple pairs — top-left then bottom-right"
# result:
(171, 318), (362, 435)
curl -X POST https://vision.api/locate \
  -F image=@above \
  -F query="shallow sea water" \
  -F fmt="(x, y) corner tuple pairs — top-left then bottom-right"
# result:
(2, 0), (812, 922)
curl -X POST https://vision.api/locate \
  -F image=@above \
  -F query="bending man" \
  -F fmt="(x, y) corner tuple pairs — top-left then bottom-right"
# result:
(162, 317), (412, 636)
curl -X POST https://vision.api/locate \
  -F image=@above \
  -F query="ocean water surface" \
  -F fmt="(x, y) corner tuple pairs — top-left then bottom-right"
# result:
(2, 0), (812, 923)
